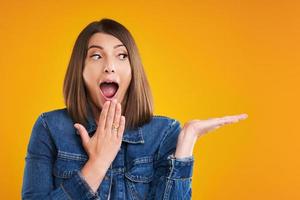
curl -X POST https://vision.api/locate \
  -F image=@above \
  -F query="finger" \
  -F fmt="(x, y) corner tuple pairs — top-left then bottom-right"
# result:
(74, 123), (90, 149)
(221, 113), (248, 121)
(203, 118), (236, 130)
(117, 116), (126, 139)
(202, 113), (248, 131)
(98, 101), (111, 131)
(218, 114), (248, 124)
(105, 99), (117, 131)
(112, 102), (121, 135)
(239, 113), (248, 119)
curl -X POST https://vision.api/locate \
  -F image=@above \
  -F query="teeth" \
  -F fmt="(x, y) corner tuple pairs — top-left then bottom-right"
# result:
(103, 80), (113, 83)
(100, 81), (119, 87)
(103, 80), (117, 84)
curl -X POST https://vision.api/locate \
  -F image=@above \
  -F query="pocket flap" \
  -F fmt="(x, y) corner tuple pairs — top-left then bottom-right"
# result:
(125, 156), (154, 183)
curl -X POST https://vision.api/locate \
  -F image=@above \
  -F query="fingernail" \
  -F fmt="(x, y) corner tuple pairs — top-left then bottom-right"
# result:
(241, 114), (248, 118)
(74, 124), (79, 135)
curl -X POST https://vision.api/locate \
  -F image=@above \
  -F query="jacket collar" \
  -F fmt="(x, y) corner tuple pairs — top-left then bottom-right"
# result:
(86, 104), (144, 144)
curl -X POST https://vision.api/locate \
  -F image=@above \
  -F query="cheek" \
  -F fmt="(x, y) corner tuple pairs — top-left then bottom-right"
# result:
(82, 69), (91, 86)
(121, 67), (132, 88)
(83, 66), (100, 84)
(83, 69), (98, 95)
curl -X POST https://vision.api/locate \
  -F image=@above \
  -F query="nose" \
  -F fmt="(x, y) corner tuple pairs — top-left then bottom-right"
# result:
(104, 64), (115, 73)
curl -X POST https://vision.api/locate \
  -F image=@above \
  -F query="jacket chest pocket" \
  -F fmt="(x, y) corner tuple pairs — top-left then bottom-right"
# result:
(53, 151), (88, 187)
(125, 156), (154, 200)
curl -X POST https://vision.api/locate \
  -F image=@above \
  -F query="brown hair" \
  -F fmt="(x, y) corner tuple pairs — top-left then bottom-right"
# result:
(63, 18), (153, 130)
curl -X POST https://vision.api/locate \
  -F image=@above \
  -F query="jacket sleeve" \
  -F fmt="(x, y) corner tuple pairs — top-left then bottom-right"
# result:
(21, 114), (100, 200)
(148, 119), (195, 200)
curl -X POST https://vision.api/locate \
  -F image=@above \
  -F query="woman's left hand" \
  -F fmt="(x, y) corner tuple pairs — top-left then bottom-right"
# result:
(174, 113), (248, 158)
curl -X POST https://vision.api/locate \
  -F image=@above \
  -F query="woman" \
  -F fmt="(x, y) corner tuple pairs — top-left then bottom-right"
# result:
(22, 18), (248, 200)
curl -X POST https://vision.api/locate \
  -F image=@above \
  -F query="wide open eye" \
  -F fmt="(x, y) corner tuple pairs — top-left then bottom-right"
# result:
(118, 53), (128, 60)
(91, 54), (102, 60)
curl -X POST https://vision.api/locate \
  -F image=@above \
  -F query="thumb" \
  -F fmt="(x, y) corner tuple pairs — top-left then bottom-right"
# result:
(74, 123), (90, 148)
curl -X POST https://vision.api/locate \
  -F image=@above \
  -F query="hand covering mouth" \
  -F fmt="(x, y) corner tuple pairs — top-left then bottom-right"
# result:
(99, 81), (119, 99)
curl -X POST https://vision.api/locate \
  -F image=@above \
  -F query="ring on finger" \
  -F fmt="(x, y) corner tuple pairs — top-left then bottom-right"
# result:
(112, 123), (119, 132)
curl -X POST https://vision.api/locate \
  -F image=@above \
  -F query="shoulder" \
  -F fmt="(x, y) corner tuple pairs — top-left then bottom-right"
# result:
(38, 107), (72, 126)
(149, 114), (181, 131)
(31, 108), (81, 147)
(154, 114), (181, 135)
(145, 115), (182, 158)
(150, 115), (180, 125)
(40, 107), (69, 120)
(34, 107), (74, 134)
(28, 108), (69, 149)
(141, 114), (182, 144)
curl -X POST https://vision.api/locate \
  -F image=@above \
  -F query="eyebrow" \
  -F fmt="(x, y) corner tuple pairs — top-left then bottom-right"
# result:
(87, 44), (126, 51)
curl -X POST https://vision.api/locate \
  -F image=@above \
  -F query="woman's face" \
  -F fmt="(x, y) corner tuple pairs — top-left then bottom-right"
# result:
(83, 32), (132, 110)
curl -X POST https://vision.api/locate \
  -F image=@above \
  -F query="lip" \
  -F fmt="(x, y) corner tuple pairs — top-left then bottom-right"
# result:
(99, 78), (119, 101)
(99, 78), (120, 85)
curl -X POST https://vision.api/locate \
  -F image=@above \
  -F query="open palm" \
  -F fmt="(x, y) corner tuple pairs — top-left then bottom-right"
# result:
(185, 113), (248, 138)
(175, 113), (248, 158)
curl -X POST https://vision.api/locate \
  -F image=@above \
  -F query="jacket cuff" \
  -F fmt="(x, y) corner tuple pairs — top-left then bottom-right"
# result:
(167, 154), (194, 179)
(61, 170), (99, 200)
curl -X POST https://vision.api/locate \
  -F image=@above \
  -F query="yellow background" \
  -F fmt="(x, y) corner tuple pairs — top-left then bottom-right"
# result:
(1, 0), (299, 199)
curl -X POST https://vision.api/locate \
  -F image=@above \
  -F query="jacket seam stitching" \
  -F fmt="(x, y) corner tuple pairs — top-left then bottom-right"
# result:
(60, 183), (73, 200)
(157, 119), (177, 160)
(37, 113), (57, 160)
(163, 179), (173, 200)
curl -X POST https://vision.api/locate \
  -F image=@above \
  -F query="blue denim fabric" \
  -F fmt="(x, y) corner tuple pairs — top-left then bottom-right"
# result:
(22, 107), (194, 200)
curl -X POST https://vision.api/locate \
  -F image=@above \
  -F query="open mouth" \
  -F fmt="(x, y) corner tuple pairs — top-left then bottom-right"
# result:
(99, 81), (119, 99)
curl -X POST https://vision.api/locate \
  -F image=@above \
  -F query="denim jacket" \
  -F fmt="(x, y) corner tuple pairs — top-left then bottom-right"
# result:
(22, 107), (194, 200)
